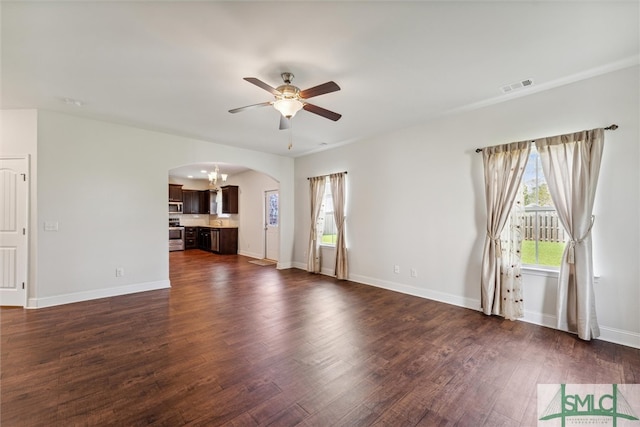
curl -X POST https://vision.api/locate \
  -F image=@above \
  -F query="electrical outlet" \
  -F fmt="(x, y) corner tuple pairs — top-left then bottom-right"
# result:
(394, 265), (400, 274)
(410, 268), (418, 278)
(116, 267), (124, 277)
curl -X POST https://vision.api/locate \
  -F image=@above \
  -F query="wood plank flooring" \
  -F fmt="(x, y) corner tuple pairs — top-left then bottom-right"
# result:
(2, 250), (639, 426)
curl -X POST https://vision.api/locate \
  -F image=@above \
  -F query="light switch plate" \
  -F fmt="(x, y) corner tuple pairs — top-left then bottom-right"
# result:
(44, 221), (59, 231)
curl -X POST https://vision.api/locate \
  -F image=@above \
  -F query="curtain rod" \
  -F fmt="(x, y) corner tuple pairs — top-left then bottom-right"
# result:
(474, 124), (619, 153)
(307, 171), (348, 180)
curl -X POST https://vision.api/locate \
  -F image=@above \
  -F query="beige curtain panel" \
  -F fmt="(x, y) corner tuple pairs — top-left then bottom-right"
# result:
(536, 128), (604, 341)
(330, 173), (348, 280)
(307, 176), (325, 273)
(481, 141), (531, 316)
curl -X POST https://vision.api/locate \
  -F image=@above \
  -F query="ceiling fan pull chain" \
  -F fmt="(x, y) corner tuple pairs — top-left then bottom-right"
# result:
(288, 120), (293, 150)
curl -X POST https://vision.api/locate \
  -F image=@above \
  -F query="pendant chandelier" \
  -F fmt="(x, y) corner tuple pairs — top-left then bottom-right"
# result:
(208, 165), (227, 188)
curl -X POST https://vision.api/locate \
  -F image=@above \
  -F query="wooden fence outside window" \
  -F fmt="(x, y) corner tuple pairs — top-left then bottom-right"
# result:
(522, 207), (566, 243)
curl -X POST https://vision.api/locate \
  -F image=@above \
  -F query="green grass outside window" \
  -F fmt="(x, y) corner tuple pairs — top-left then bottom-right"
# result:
(521, 240), (565, 266)
(321, 234), (337, 245)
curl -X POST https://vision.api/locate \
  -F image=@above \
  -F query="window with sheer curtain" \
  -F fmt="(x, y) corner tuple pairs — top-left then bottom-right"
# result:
(307, 173), (348, 279)
(317, 179), (337, 246)
(480, 128), (606, 340)
(520, 146), (568, 268)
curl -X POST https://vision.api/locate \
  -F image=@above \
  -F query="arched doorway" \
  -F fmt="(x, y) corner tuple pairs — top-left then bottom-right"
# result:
(168, 162), (280, 261)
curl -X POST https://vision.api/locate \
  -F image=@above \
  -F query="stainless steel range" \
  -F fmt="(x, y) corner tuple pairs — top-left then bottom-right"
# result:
(169, 218), (185, 251)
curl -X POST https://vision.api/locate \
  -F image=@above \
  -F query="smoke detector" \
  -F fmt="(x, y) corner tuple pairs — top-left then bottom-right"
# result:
(500, 78), (534, 94)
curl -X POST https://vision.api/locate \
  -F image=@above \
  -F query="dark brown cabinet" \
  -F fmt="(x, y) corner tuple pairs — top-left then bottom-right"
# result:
(183, 190), (216, 215)
(198, 191), (210, 214)
(193, 226), (238, 254)
(198, 228), (211, 251)
(198, 190), (217, 214)
(184, 227), (198, 249)
(217, 228), (238, 254)
(221, 185), (239, 214)
(182, 190), (199, 214)
(169, 184), (183, 202)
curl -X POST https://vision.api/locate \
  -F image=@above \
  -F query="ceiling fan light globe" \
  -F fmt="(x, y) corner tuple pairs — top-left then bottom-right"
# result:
(274, 98), (303, 118)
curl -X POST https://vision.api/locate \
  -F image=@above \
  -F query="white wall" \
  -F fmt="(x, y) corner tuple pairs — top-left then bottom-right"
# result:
(232, 170), (279, 260)
(3, 110), (294, 307)
(293, 66), (640, 348)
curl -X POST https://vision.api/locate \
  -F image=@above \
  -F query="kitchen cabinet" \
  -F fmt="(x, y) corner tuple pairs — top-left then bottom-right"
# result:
(182, 190), (199, 214)
(184, 227), (198, 249)
(198, 191), (209, 214)
(198, 228), (211, 251)
(221, 185), (239, 214)
(183, 190), (215, 215)
(195, 227), (238, 254)
(217, 228), (238, 254)
(198, 190), (217, 214)
(169, 184), (183, 202)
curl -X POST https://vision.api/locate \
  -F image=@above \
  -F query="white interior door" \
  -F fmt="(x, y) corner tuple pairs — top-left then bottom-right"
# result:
(265, 190), (279, 261)
(0, 156), (29, 307)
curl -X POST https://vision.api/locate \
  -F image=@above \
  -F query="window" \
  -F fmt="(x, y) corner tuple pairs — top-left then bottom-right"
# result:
(520, 146), (567, 267)
(268, 192), (278, 227)
(316, 178), (337, 246)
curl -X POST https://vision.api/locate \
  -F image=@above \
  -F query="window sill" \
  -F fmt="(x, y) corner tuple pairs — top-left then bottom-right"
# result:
(522, 266), (559, 278)
(521, 265), (600, 283)
(319, 243), (336, 249)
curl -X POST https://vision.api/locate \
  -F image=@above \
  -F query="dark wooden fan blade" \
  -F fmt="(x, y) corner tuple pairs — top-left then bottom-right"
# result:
(244, 77), (281, 96)
(299, 81), (340, 99)
(229, 101), (272, 114)
(279, 115), (291, 130)
(303, 103), (342, 121)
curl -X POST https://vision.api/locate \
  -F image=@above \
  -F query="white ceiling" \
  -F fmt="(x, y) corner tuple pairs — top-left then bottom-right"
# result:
(2, 1), (638, 166)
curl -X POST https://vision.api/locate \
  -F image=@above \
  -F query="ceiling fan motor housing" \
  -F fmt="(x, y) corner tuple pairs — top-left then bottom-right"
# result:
(275, 84), (300, 100)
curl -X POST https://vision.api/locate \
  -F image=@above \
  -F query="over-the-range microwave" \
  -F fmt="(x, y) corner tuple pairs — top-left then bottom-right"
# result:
(169, 202), (183, 214)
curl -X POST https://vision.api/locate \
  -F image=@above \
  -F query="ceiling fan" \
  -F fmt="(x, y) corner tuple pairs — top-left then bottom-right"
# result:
(229, 72), (341, 130)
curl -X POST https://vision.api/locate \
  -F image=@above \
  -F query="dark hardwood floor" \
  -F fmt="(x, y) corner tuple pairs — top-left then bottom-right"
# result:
(2, 251), (639, 426)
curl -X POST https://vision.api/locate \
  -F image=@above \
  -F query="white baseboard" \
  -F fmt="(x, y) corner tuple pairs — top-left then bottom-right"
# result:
(238, 249), (263, 259)
(522, 309), (557, 329)
(349, 273), (481, 311)
(27, 280), (171, 309)
(292, 261), (307, 270)
(520, 310), (640, 348)
(276, 261), (293, 269)
(598, 326), (640, 348)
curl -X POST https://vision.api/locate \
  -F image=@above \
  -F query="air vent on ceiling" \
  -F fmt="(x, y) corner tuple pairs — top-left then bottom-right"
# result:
(500, 78), (534, 94)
